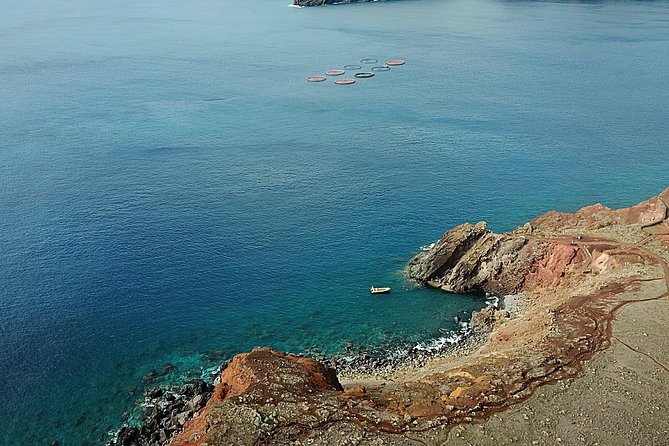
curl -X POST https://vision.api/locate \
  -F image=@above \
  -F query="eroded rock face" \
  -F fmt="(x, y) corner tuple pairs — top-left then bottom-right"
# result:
(408, 190), (669, 298)
(470, 307), (511, 332)
(408, 222), (490, 287)
(408, 221), (548, 295)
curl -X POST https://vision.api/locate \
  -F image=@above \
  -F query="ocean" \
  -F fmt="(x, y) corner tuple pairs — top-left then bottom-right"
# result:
(1, 0), (668, 444)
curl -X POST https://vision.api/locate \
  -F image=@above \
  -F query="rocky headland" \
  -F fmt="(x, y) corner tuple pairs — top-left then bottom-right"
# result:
(293, 0), (376, 6)
(111, 188), (669, 446)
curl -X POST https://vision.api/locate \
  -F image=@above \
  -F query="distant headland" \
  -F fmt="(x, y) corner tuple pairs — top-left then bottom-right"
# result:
(293, 0), (376, 6)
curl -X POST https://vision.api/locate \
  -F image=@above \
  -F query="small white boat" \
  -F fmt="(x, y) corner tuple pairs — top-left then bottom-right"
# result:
(370, 286), (391, 294)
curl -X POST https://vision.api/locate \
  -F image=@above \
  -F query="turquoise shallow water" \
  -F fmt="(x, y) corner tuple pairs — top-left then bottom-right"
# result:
(1, 0), (668, 444)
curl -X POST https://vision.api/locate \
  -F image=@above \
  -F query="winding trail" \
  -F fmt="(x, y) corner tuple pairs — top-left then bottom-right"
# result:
(545, 231), (669, 378)
(612, 335), (669, 374)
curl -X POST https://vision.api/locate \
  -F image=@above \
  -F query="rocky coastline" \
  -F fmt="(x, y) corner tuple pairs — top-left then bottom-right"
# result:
(111, 188), (669, 445)
(109, 380), (214, 446)
(109, 315), (487, 446)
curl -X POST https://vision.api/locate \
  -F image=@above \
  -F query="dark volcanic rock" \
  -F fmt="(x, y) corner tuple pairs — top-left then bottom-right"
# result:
(108, 380), (214, 446)
(115, 427), (140, 446)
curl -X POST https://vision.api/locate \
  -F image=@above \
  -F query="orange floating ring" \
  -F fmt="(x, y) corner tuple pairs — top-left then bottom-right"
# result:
(307, 75), (327, 82)
(387, 59), (406, 66)
(334, 78), (356, 85)
(354, 72), (375, 78)
(325, 69), (345, 76)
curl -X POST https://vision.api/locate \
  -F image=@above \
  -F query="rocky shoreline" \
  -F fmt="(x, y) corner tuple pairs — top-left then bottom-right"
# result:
(112, 188), (669, 445)
(109, 380), (214, 446)
(108, 301), (498, 446)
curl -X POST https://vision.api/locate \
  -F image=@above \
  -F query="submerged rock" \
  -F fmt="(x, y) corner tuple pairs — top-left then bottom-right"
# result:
(144, 387), (163, 399)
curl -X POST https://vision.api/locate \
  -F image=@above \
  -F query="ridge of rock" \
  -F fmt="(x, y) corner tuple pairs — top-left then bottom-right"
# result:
(408, 221), (536, 295)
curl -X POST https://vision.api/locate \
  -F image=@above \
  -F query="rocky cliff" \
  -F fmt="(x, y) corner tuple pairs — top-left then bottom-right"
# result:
(409, 188), (669, 297)
(112, 188), (669, 446)
(407, 221), (535, 295)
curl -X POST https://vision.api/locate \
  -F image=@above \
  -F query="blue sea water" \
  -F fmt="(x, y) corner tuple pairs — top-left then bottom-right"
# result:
(1, 0), (668, 444)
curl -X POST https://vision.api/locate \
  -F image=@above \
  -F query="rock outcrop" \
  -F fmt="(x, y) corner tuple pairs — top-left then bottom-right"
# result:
(408, 188), (669, 297)
(171, 348), (411, 446)
(407, 221), (539, 295)
(407, 220), (584, 296)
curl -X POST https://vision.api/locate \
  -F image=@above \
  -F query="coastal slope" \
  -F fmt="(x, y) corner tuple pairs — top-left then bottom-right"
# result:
(115, 189), (669, 446)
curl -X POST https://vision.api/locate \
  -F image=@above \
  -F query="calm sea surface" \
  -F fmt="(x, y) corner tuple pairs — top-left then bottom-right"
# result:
(1, 0), (668, 444)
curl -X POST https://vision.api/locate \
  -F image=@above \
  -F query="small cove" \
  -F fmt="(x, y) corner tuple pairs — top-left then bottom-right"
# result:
(1, 0), (668, 444)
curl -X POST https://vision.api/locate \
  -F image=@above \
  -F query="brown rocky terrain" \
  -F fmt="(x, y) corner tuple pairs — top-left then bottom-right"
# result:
(114, 188), (669, 446)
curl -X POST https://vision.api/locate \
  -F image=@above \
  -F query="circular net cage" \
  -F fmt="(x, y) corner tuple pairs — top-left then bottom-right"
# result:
(371, 65), (391, 72)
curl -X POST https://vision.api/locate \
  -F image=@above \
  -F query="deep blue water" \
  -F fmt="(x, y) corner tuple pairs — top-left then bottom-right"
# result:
(1, 0), (668, 444)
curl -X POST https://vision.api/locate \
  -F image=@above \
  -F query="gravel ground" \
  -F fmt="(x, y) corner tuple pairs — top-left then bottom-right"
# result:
(418, 286), (669, 446)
